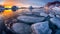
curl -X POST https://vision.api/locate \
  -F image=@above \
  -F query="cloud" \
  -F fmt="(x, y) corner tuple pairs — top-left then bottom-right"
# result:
(14, 0), (45, 6)
(0, 0), (5, 4)
(1, 0), (60, 6)
(13, 0), (60, 6)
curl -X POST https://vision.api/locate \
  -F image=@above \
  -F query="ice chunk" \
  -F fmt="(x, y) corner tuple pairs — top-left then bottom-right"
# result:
(31, 21), (52, 34)
(12, 23), (31, 34)
(17, 16), (45, 23)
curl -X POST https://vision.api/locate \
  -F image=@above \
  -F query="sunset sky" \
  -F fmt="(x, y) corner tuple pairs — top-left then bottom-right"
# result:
(0, 0), (60, 19)
(0, 0), (60, 7)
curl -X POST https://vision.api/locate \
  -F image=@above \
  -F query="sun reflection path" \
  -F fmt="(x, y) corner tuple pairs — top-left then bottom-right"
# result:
(0, 0), (30, 20)
(1, 3), (16, 20)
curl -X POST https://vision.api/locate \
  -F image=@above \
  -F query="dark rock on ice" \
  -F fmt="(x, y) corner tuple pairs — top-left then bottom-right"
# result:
(0, 17), (15, 34)
(55, 29), (60, 34)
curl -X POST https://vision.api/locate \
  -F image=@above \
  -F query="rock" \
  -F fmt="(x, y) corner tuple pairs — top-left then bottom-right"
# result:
(31, 21), (52, 34)
(55, 29), (60, 34)
(12, 23), (31, 34)
(0, 19), (4, 31)
(50, 17), (60, 28)
(0, 16), (15, 34)
(2, 31), (6, 34)
(17, 16), (45, 23)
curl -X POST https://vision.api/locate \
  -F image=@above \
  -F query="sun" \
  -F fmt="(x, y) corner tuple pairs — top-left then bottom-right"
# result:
(1, 2), (15, 20)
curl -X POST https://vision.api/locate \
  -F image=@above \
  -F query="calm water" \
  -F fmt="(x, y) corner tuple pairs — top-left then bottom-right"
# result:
(16, 8), (46, 14)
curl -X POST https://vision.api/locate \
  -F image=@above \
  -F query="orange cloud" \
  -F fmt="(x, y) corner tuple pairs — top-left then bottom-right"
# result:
(3, 0), (30, 7)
